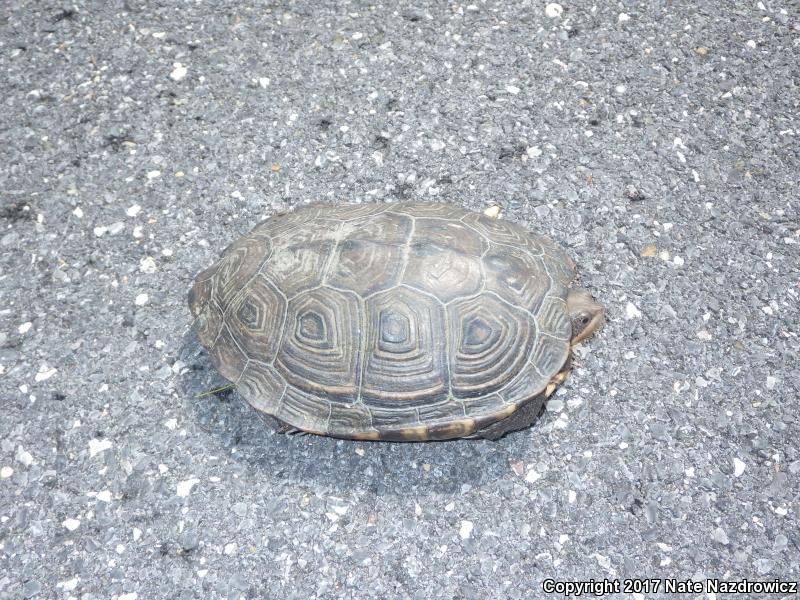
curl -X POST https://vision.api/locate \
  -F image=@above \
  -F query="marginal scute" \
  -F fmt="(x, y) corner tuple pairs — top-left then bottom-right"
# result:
(238, 362), (286, 413)
(498, 363), (551, 405)
(209, 324), (248, 383)
(327, 402), (374, 436)
(448, 294), (536, 398)
(370, 405), (419, 428)
(276, 288), (361, 401)
(346, 212), (413, 243)
(462, 393), (507, 418)
(277, 387), (330, 434)
(388, 202), (461, 218)
(528, 334), (570, 382)
(194, 299), (223, 348)
(316, 202), (389, 221)
(537, 296), (572, 341)
(462, 212), (550, 257)
(418, 400), (463, 422)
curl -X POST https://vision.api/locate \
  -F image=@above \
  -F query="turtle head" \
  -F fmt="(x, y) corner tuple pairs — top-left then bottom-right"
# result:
(566, 288), (604, 345)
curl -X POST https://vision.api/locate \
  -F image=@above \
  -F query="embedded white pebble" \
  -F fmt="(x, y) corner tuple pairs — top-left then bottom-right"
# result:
(72, 207), (83, 218)
(15, 446), (33, 467)
(35, 365), (57, 382)
(119, 593), (138, 600)
(126, 204), (142, 217)
(164, 418), (178, 430)
(224, 542), (237, 554)
(146, 170), (161, 180)
(745, 40), (757, 50)
(625, 302), (642, 320)
(158, 464), (169, 474)
(176, 478), (199, 497)
(673, 255), (685, 266)
(56, 578), (79, 591)
(63, 518), (81, 531)
(162, 248), (173, 257)
(505, 85), (521, 95)
(733, 458), (746, 477)
(133, 226), (144, 239)
(525, 469), (542, 483)
(618, 13), (631, 22)
(89, 438), (112, 457)
(96, 490), (112, 502)
(459, 520), (473, 539)
(139, 257), (157, 274)
(134, 293), (149, 306)
(483, 206), (502, 219)
(766, 376), (777, 390)
(170, 62), (188, 81)
(526, 146), (542, 157)
(0, 466), (13, 479)
(258, 77), (270, 88)
(19, 322), (32, 334)
(133, 528), (142, 541)
(93, 226), (107, 237)
(545, 3), (563, 18)
(430, 139), (445, 151)
(696, 329), (712, 341)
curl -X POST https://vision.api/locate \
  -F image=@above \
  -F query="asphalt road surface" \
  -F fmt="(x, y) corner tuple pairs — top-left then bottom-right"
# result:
(1, 1), (798, 598)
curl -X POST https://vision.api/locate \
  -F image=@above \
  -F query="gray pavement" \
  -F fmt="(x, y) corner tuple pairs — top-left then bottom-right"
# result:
(1, 1), (798, 598)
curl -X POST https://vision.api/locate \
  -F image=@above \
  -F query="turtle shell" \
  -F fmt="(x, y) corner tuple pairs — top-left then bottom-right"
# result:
(188, 202), (577, 441)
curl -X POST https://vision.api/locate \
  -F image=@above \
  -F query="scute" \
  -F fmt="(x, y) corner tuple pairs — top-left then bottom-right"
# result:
(275, 287), (361, 402)
(362, 286), (448, 405)
(190, 201), (585, 440)
(448, 294), (537, 399)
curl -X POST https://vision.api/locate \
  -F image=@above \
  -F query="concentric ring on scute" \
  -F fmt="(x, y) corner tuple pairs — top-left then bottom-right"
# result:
(224, 274), (286, 362)
(483, 245), (550, 313)
(262, 226), (338, 297)
(403, 218), (486, 301)
(275, 287), (360, 401)
(362, 287), (448, 405)
(448, 294), (536, 398)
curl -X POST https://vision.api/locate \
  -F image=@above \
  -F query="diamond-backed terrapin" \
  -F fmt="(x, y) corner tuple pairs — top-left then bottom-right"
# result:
(188, 202), (603, 441)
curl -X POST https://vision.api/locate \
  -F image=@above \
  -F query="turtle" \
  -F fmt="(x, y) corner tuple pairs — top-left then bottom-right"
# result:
(188, 202), (603, 441)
